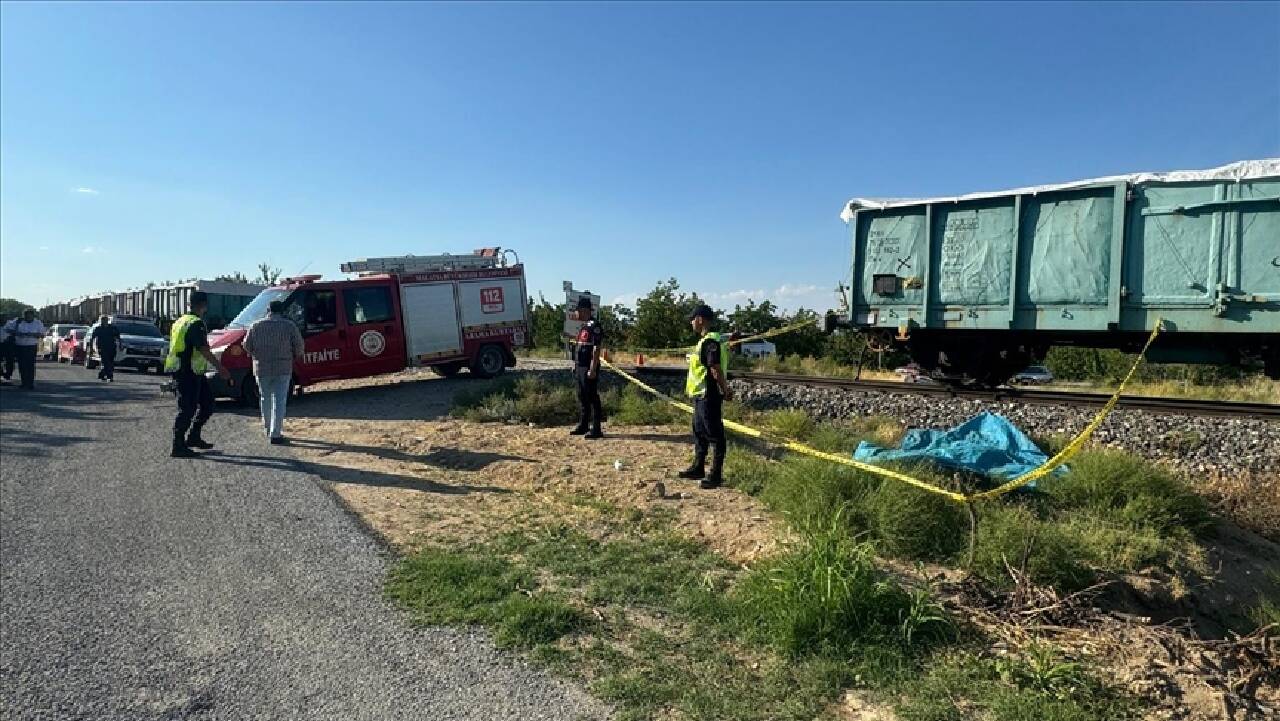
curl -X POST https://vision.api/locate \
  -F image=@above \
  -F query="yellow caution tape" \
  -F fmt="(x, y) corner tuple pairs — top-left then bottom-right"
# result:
(967, 319), (1163, 501)
(602, 319), (1163, 505)
(624, 318), (816, 356)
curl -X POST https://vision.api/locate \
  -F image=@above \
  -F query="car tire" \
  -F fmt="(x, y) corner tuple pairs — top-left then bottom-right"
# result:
(469, 344), (506, 379)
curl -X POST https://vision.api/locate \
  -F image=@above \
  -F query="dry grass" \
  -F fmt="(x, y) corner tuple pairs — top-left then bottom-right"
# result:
(1196, 469), (1280, 542)
(285, 416), (785, 564)
(1047, 375), (1280, 404)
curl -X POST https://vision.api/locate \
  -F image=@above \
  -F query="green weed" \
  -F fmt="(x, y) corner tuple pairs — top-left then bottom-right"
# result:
(731, 510), (951, 658)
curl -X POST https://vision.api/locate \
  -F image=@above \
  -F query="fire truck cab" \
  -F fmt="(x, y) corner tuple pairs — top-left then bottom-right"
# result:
(207, 248), (529, 403)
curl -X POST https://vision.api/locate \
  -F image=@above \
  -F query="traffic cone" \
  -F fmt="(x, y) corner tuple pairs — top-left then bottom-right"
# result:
(636, 353), (645, 367)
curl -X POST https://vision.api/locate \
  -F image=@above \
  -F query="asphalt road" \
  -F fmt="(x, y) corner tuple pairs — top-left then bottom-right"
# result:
(0, 362), (609, 721)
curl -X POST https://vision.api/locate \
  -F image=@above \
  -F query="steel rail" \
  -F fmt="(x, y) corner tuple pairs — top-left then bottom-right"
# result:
(627, 366), (1279, 420)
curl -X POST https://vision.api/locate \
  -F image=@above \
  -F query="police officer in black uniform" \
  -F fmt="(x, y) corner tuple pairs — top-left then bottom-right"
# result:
(569, 297), (604, 439)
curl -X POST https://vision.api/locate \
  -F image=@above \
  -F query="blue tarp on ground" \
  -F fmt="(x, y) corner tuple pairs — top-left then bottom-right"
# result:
(852, 411), (1061, 487)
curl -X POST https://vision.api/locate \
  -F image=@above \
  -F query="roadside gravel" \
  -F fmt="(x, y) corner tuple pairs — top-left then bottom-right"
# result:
(0, 363), (609, 721)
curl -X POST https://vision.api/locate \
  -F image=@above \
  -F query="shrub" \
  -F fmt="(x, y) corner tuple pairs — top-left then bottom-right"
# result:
(733, 511), (950, 657)
(611, 384), (681, 426)
(1041, 449), (1213, 537)
(970, 504), (1093, 590)
(863, 479), (967, 561)
(513, 384), (578, 425)
(765, 409), (816, 440)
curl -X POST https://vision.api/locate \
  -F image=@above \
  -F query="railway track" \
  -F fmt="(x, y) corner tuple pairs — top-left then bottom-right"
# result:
(629, 366), (1279, 420)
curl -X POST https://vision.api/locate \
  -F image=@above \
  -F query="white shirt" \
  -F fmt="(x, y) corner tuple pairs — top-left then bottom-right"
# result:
(10, 319), (46, 346)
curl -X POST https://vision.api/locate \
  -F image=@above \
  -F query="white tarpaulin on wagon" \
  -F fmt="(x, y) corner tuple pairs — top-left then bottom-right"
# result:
(839, 158), (1280, 222)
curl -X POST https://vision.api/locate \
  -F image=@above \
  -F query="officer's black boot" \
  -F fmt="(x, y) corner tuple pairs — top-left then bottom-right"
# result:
(186, 422), (214, 450)
(171, 430), (198, 458)
(677, 453), (706, 480)
(569, 422), (589, 436)
(700, 444), (726, 489)
(585, 421), (604, 440)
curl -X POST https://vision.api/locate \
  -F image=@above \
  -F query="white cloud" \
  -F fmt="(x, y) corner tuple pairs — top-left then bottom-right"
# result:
(73, 187), (100, 195)
(81, 246), (106, 254)
(774, 283), (822, 298)
(38, 246), (50, 251)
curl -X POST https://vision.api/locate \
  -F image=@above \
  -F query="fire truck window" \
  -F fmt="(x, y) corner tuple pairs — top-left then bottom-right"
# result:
(285, 290), (337, 335)
(343, 287), (393, 325)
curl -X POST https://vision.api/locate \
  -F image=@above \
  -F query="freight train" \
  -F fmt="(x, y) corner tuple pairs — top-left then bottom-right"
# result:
(38, 280), (264, 331)
(831, 159), (1280, 385)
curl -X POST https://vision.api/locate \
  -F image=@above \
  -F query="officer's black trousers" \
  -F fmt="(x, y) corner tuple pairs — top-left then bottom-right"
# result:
(15, 345), (36, 389)
(173, 371), (214, 442)
(692, 394), (726, 478)
(97, 349), (116, 380)
(574, 367), (603, 431)
(0, 340), (14, 380)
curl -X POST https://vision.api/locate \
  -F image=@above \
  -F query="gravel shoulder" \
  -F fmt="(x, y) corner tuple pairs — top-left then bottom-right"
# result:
(0, 363), (609, 721)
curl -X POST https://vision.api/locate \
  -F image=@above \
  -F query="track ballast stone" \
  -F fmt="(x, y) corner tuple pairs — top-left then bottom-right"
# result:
(731, 380), (1279, 476)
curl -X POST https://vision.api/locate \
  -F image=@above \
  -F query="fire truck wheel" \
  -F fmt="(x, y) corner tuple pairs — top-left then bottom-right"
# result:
(432, 362), (465, 378)
(469, 345), (506, 379)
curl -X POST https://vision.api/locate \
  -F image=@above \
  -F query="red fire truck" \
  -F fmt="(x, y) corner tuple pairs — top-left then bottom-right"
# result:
(206, 249), (530, 403)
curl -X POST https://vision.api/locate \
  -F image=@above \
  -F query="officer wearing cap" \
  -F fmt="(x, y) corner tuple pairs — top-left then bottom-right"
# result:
(569, 296), (604, 439)
(165, 291), (232, 458)
(678, 304), (732, 489)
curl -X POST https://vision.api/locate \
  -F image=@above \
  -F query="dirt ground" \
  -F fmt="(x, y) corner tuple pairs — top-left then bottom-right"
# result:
(284, 367), (784, 564)
(280, 368), (1278, 721)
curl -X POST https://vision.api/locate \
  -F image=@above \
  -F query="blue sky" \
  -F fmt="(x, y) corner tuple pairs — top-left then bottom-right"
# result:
(2, 1), (1277, 313)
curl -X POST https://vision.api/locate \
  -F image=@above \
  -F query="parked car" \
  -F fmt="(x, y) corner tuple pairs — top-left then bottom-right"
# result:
(41, 324), (87, 360)
(1011, 365), (1054, 385)
(893, 363), (934, 384)
(57, 328), (88, 364)
(85, 315), (169, 373)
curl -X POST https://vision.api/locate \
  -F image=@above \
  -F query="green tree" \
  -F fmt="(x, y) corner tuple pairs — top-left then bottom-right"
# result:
(215, 271), (250, 283)
(596, 304), (634, 350)
(773, 308), (827, 357)
(255, 263), (283, 285)
(726, 299), (783, 337)
(528, 295), (565, 349)
(0, 298), (31, 317)
(630, 278), (708, 350)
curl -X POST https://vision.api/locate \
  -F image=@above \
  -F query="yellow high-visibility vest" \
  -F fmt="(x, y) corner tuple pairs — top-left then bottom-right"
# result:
(686, 332), (728, 398)
(165, 314), (207, 374)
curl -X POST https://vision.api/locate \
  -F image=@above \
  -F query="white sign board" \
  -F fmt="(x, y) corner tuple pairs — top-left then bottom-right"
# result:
(562, 281), (600, 341)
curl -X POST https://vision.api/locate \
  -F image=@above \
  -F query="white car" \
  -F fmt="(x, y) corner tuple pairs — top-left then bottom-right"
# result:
(40, 324), (87, 360)
(1011, 365), (1054, 385)
(85, 315), (169, 373)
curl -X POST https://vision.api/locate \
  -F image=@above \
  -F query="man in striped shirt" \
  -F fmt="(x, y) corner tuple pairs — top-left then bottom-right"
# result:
(242, 300), (305, 444)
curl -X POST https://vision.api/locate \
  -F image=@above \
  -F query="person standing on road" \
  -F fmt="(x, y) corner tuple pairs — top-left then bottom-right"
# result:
(165, 292), (232, 458)
(86, 315), (121, 382)
(569, 296), (605, 439)
(9, 309), (46, 390)
(241, 300), (304, 445)
(0, 314), (14, 383)
(678, 304), (732, 489)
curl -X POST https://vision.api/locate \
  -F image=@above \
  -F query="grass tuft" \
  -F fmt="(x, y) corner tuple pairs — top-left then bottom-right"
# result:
(731, 510), (951, 658)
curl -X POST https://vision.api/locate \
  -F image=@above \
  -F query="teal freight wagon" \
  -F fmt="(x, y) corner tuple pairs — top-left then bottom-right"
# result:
(836, 159), (1280, 385)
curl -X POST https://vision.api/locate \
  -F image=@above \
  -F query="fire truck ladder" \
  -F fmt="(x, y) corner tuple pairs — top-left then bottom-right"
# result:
(340, 248), (509, 274)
